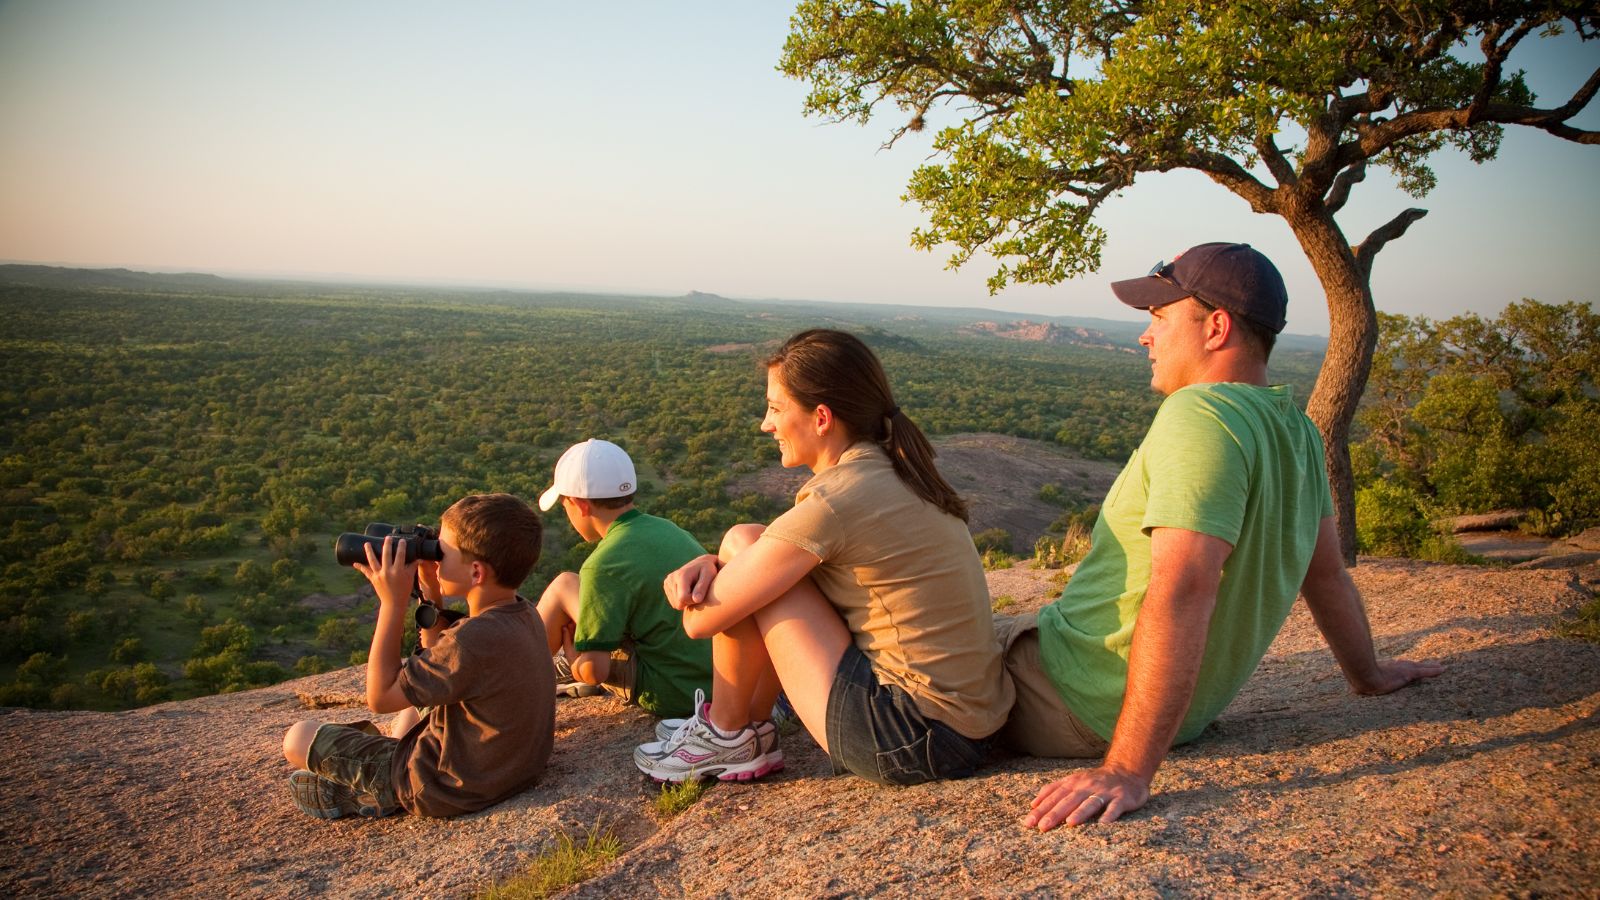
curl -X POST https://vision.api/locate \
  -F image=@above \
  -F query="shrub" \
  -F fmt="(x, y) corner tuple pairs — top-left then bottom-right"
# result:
(1415, 534), (1481, 565)
(979, 547), (1016, 571)
(110, 637), (144, 664)
(295, 655), (332, 676)
(181, 594), (210, 623)
(1354, 482), (1431, 557)
(1559, 596), (1600, 645)
(972, 528), (1012, 554)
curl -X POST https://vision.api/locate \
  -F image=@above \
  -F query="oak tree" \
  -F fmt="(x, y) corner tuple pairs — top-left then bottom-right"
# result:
(781, 0), (1599, 559)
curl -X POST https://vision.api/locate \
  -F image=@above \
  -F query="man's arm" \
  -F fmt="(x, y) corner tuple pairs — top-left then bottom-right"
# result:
(1025, 527), (1231, 831)
(1300, 516), (1444, 694)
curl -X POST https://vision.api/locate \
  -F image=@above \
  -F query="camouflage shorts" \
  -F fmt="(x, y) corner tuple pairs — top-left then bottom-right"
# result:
(306, 721), (403, 816)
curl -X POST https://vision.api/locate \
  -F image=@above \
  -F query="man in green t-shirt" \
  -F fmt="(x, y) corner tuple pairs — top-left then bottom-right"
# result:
(536, 439), (712, 719)
(1001, 243), (1443, 831)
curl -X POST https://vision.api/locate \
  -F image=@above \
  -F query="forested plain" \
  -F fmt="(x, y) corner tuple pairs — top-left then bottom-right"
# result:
(0, 275), (1324, 710)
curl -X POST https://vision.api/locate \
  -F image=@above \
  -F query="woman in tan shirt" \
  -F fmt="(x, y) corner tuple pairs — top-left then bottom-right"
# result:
(634, 329), (1013, 785)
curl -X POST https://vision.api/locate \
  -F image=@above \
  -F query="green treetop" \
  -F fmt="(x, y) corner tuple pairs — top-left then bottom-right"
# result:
(781, 0), (1599, 560)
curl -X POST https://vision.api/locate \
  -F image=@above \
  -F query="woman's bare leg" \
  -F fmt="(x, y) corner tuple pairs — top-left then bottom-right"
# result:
(750, 580), (850, 752)
(702, 522), (851, 751)
(535, 572), (581, 656)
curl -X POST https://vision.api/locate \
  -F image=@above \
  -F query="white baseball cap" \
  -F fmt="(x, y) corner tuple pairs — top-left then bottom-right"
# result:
(538, 439), (637, 511)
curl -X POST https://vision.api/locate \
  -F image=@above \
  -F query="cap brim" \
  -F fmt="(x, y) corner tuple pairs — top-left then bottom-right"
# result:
(1110, 275), (1191, 310)
(537, 485), (561, 512)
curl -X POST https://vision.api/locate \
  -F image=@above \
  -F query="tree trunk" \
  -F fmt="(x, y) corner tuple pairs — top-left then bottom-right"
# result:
(1283, 205), (1377, 565)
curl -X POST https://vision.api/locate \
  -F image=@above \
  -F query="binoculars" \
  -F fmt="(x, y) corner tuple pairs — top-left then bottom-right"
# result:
(333, 523), (443, 567)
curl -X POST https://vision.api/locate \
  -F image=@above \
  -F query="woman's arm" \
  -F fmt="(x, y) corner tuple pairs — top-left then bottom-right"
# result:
(665, 536), (822, 639)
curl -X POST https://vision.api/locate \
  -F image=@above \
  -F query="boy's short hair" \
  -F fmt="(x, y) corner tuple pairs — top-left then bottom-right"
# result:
(584, 493), (635, 510)
(440, 493), (543, 589)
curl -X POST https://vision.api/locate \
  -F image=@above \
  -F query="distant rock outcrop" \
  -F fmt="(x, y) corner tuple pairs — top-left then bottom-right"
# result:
(959, 319), (1132, 352)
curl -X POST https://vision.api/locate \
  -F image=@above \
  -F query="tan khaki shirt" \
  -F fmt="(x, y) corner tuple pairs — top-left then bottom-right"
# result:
(764, 443), (1013, 738)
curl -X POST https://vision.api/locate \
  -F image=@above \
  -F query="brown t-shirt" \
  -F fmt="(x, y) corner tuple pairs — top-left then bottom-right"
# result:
(762, 443), (1014, 738)
(392, 598), (554, 817)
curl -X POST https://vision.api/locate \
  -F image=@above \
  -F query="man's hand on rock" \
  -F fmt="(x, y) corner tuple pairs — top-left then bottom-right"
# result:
(1024, 766), (1150, 832)
(1352, 657), (1445, 695)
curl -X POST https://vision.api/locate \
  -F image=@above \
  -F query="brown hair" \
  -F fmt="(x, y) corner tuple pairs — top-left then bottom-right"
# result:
(440, 493), (544, 589)
(765, 329), (968, 521)
(1190, 297), (1276, 360)
(584, 493), (634, 510)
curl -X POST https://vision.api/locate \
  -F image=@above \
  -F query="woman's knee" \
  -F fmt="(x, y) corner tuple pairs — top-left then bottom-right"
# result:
(540, 571), (578, 601)
(718, 523), (767, 562)
(538, 571), (580, 612)
(283, 719), (321, 768)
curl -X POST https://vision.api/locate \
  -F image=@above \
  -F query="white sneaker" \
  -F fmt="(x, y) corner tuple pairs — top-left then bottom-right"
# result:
(655, 714), (782, 767)
(634, 689), (783, 783)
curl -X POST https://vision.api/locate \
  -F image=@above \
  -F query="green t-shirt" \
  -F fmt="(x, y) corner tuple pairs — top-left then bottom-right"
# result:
(574, 509), (711, 717)
(1038, 383), (1333, 744)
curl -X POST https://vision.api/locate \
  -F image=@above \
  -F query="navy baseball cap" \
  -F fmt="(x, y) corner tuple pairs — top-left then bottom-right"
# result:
(1110, 242), (1289, 333)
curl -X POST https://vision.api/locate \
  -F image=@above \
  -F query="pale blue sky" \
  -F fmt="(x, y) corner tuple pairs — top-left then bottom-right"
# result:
(1, 1), (1595, 335)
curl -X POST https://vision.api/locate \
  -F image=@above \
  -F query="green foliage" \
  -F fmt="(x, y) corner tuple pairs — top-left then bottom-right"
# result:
(184, 651), (286, 695)
(194, 620), (256, 657)
(317, 616), (367, 652)
(1558, 596), (1600, 646)
(18, 651), (67, 688)
(652, 778), (706, 818)
(972, 528), (1012, 554)
(1354, 481), (1433, 557)
(110, 637), (145, 664)
(1034, 520), (1092, 569)
(1036, 482), (1074, 506)
(94, 662), (170, 706)
(975, 527), (1017, 570)
(181, 594), (210, 623)
(294, 655), (333, 676)
(0, 614), (51, 662)
(479, 825), (622, 899)
(1355, 300), (1600, 543)
(781, 1), (1586, 293)
(1414, 534), (1479, 566)
(0, 281), (1187, 709)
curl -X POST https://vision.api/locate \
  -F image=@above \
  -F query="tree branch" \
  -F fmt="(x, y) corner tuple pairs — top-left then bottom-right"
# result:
(1255, 132), (1297, 187)
(1468, 20), (1537, 121)
(1353, 208), (1429, 278)
(1011, 8), (1056, 83)
(1182, 151), (1278, 213)
(1325, 160), (1367, 214)
(1342, 63), (1600, 164)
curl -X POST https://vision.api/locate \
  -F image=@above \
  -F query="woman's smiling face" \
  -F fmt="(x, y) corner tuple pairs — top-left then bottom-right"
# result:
(761, 366), (821, 469)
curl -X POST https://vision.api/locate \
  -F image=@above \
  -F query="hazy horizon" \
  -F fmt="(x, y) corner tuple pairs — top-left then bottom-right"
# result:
(1, 2), (1596, 337)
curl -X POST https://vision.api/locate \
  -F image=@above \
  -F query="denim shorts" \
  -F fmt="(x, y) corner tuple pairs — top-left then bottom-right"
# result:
(824, 644), (989, 786)
(307, 722), (404, 815)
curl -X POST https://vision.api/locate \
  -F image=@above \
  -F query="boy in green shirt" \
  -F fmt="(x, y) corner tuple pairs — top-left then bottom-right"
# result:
(536, 439), (711, 718)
